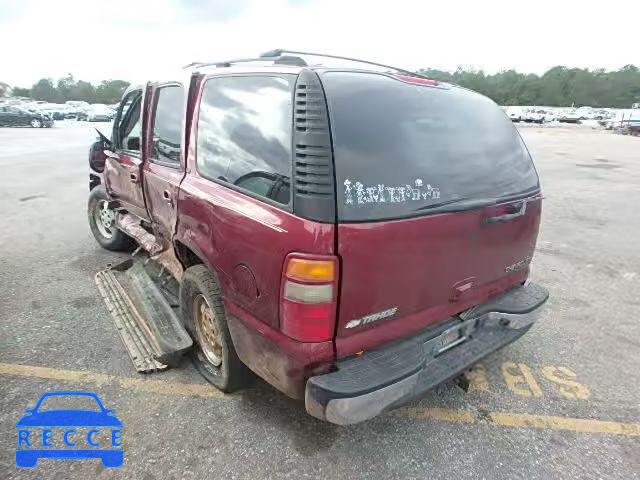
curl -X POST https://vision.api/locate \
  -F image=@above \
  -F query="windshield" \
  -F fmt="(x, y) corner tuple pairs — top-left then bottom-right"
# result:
(320, 71), (540, 222)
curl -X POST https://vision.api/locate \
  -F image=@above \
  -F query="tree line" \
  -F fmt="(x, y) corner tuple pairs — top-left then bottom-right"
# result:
(6, 64), (640, 108)
(10, 75), (130, 105)
(418, 65), (640, 108)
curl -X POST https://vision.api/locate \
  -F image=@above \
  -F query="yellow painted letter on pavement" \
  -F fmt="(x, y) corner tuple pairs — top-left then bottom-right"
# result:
(502, 362), (543, 397)
(541, 366), (591, 400)
(465, 364), (490, 393)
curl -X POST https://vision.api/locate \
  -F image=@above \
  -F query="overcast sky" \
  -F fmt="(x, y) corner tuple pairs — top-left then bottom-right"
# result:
(1, 0), (638, 87)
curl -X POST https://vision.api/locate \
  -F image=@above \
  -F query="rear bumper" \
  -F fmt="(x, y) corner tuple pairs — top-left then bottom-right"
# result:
(305, 282), (549, 424)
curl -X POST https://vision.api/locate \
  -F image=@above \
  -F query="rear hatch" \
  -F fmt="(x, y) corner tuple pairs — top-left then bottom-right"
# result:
(319, 71), (542, 357)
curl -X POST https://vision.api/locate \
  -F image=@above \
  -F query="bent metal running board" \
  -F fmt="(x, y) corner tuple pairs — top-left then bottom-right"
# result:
(95, 259), (193, 373)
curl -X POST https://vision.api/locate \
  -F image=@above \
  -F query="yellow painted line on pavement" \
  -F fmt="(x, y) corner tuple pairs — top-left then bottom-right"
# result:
(395, 407), (640, 436)
(0, 362), (226, 399)
(396, 406), (476, 423)
(2, 362), (639, 437)
(488, 411), (640, 437)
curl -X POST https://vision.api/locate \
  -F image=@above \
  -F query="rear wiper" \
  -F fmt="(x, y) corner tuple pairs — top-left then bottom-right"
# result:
(414, 189), (542, 215)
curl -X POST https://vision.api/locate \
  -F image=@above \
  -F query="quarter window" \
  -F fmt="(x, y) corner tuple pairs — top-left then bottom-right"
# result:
(196, 75), (293, 205)
(150, 85), (184, 166)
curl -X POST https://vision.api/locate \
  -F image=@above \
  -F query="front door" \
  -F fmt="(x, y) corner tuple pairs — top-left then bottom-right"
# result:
(103, 88), (149, 220)
(142, 84), (185, 247)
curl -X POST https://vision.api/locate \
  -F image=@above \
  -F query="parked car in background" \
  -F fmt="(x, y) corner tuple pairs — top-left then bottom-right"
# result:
(602, 109), (640, 130)
(0, 105), (53, 127)
(593, 109), (611, 120)
(542, 109), (558, 122)
(523, 108), (546, 123)
(65, 107), (79, 119)
(66, 100), (90, 109)
(77, 105), (114, 122)
(40, 104), (68, 120)
(575, 106), (596, 120)
(559, 109), (582, 123)
(505, 106), (524, 122)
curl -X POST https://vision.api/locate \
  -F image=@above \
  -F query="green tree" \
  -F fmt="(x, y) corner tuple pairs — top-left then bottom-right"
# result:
(11, 86), (31, 97)
(418, 64), (640, 107)
(70, 80), (96, 103)
(30, 78), (59, 102)
(95, 79), (130, 104)
(56, 74), (75, 102)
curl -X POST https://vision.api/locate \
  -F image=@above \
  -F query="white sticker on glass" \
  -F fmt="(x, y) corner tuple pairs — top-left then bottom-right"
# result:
(344, 178), (440, 206)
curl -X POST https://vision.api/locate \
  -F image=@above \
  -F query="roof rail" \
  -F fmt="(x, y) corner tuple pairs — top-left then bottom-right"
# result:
(184, 49), (427, 78)
(183, 55), (307, 70)
(259, 49), (429, 79)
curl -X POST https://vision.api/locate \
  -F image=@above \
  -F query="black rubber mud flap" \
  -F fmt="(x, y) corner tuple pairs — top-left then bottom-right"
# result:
(95, 259), (193, 372)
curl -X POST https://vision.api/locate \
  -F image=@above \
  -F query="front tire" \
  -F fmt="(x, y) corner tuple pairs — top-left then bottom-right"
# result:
(88, 185), (134, 251)
(180, 265), (252, 392)
(30, 118), (42, 128)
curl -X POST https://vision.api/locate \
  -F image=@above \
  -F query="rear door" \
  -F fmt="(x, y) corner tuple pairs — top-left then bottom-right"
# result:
(320, 72), (542, 356)
(0, 106), (10, 125)
(178, 73), (302, 328)
(3, 107), (24, 126)
(142, 83), (185, 247)
(103, 88), (149, 220)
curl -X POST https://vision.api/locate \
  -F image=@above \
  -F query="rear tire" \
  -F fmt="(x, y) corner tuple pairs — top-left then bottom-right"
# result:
(180, 265), (252, 392)
(87, 185), (135, 251)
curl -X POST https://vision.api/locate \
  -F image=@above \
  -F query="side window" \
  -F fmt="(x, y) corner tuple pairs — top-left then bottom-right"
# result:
(150, 85), (184, 166)
(114, 90), (142, 154)
(196, 75), (293, 205)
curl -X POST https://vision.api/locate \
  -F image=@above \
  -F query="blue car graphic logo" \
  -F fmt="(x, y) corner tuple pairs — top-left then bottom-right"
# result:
(15, 391), (123, 468)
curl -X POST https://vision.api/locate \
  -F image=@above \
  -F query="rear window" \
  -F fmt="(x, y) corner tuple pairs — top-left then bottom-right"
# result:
(320, 72), (540, 222)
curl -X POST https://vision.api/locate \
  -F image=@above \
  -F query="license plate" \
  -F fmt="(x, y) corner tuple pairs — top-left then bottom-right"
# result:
(435, 325), (466, 354)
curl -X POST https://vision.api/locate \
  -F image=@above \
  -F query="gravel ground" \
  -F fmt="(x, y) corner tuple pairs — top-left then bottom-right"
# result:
(0, 121), (638, 479)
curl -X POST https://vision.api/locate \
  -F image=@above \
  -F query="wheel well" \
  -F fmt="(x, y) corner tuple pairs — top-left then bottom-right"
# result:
(174, 241), (204, 269)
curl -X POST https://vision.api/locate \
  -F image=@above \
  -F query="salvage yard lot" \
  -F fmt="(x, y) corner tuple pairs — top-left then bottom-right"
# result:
(0, 122), (639, 479)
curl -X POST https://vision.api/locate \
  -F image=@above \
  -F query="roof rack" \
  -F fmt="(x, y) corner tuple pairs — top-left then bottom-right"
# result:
(184, 54), (307, 70)
(184, 49), (427, 79)
(259, 49), (429, 79)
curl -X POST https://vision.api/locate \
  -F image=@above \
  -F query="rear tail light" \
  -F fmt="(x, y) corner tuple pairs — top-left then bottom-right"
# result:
(280, 254), (339, 342)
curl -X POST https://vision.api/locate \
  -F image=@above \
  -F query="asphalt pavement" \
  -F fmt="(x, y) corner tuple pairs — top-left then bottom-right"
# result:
(0, 121), (639, 479)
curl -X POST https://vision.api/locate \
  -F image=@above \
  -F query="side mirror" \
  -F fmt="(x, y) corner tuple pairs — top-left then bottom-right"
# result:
(89, 140), (108, 173)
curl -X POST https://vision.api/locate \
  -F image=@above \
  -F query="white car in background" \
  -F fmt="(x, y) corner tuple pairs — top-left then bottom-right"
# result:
(523, 108), (546, 124)
(559, 109), (582, 123)
(505, 106), (524, 122)
(602, 109), (640, 130)
(575, 107), (597, 120)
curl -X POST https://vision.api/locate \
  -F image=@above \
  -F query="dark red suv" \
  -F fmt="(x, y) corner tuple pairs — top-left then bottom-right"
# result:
(88, 50), (548, 424)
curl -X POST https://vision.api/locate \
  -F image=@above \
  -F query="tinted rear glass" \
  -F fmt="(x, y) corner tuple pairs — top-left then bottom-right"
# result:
(321, 72), (540, 222)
